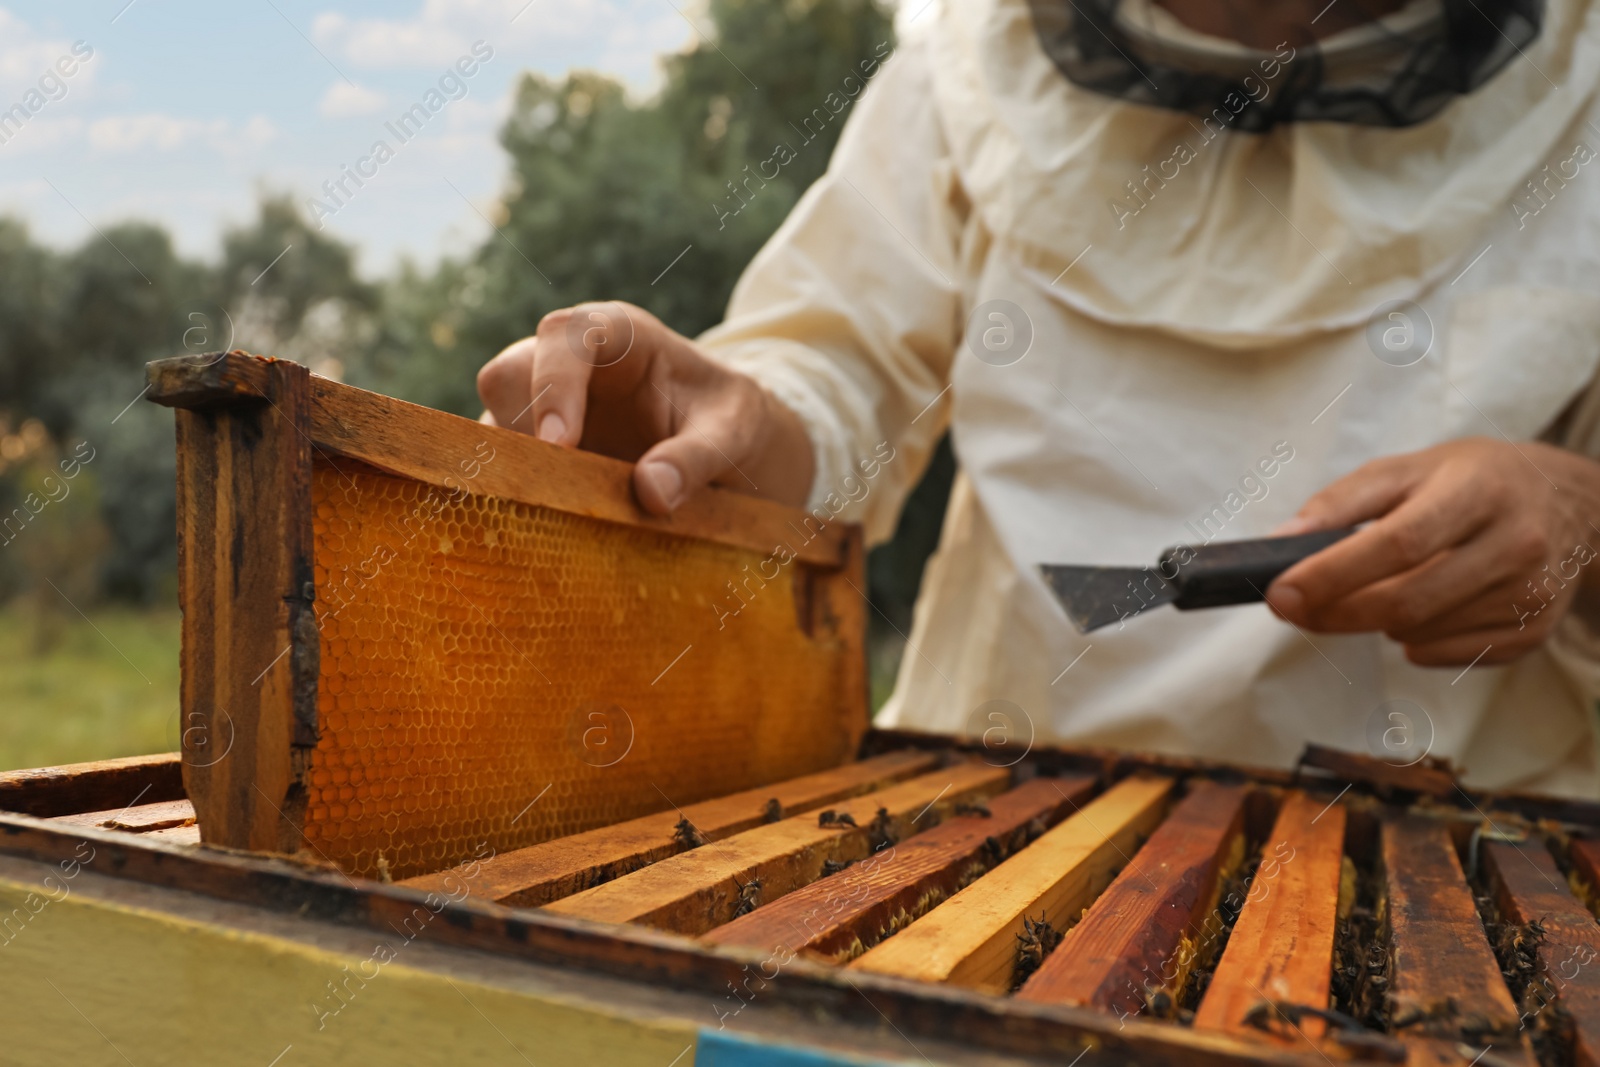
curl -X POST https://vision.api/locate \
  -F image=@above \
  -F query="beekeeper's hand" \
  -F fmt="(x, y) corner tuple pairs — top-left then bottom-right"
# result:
(1266, 437), (1600, 666)
(477, 301), (814, 515)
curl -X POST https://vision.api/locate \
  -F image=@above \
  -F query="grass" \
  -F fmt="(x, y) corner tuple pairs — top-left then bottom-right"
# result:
(0, 604), (180, 772)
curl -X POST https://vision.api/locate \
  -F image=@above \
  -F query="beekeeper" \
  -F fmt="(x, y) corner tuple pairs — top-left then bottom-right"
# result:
(478, 0), (1600, 796)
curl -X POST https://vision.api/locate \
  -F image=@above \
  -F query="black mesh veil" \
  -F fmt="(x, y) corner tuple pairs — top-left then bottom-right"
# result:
(1023, 0), (1545, 130)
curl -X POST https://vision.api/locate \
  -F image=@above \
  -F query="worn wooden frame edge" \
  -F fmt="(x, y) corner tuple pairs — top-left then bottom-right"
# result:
(146, 350), (852, 567)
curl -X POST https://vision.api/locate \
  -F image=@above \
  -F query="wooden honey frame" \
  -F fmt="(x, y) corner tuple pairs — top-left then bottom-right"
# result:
(144, 351), (868, 867)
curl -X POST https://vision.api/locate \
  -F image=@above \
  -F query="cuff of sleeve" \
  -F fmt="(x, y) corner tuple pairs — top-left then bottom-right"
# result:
(699, 338), (871, 520)
(1546, 603), (1600, 708)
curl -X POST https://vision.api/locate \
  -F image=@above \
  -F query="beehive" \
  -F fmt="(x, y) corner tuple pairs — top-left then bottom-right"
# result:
(15, 737), (1600, 1067)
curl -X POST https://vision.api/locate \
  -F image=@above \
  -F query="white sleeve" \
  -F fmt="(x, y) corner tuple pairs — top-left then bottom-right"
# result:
(697, 31), (965, 545)
(1542, 369), (1600, 708)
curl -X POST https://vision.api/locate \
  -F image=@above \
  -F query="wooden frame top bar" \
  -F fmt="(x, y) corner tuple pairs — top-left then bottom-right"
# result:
(1382, 817), (1525, 1052)
(146, 351), (849, 568)
(399, 750), (942, 907)
(0, 753), (185, 819)
(1192, 792), (1346, 1044)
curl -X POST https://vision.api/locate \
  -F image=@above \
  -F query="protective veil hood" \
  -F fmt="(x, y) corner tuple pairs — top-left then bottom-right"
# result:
(929, 0), (1600, 347)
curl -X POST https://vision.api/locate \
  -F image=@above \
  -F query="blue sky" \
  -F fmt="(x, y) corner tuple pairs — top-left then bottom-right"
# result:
(0, 0), (711, 275)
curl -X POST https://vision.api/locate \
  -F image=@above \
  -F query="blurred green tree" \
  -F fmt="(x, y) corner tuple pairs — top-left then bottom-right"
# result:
(375, 0), (897, 415)
(2, 223), (193, 605)
(7, 444), (109, 652)
(219, 195), (379, 382)
(0, 220), (60, 421)
(218, 195), (375, 324)
(0, 199), (378, 606)
(46, 223), (197, 602)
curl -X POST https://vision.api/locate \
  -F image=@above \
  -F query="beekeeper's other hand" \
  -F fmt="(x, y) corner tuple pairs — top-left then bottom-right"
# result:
(1267, 437), (1600, 666)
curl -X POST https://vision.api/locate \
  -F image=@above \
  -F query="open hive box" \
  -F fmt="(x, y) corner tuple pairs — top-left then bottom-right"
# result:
(4, 352), (1600, 1066)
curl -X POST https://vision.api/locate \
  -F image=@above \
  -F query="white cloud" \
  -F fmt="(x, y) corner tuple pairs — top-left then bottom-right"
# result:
(85, 113), (277, 155)
(441, 91), (508, 132)
(311, 0), (696, 92)
(0, 9), (98, 100)
(0, 11), (60, 78)
(216, 115), (280, 156)
(318, 81), (388, 118)
(88, 114), (213, 152)
(0, 114), (82, 156)
(312, 2), (472, 68)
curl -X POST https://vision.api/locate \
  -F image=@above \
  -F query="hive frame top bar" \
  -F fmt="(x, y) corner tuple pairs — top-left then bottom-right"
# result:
(145, 350), (850, 569)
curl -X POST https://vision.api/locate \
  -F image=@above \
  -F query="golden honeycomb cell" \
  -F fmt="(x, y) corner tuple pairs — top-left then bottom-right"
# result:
(304, 459), (855, 879)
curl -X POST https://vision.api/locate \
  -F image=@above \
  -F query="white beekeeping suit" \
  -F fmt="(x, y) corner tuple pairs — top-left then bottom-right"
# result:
(699, 0), (1600, 796)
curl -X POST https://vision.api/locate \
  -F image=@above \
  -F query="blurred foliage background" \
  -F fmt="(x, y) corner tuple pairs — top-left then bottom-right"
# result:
(0, 0), (952, 770)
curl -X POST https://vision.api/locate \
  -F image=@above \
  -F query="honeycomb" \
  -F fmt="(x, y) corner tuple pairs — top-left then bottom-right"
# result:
(305, 458), (857, 879)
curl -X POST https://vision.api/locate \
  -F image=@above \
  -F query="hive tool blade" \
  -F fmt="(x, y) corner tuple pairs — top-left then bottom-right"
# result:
(1039, 564), (1180, 634)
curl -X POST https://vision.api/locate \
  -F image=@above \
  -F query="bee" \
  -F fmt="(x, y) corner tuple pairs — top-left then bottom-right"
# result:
(1024, 816), (1048, 842)
(868, 807), (897, 850)
(821, 858), (854, 876)
(955, 801), (992, 818)
(1012, 914), (1061, 987)
(1455, 1010), (1506, 1047)
(1330, 1029), (1406, 1059)
(1509, 922), (1545, 958)
(732, 876), (763, 918)
(1390, 998), (1459, 1032)
(674, 816), (707, 849)
(762, 798), (783, 824)
(818, 810), (857, 828)
(1241, 1001), (1277, 1031)
(981, 835), (1007, 866)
